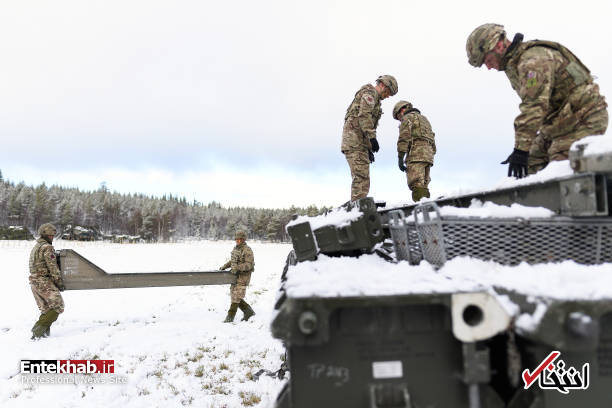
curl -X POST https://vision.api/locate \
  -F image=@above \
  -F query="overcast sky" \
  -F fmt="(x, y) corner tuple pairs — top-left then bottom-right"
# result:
(1, 0), (611, 208)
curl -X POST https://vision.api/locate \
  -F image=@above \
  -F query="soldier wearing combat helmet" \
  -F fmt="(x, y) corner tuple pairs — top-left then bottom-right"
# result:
(29, 223), (65, 339)
(466, 24), (608, 178)
(341, 75), (398, 201)
(219, 230), (255, 323)
(393, 100), (437, 201)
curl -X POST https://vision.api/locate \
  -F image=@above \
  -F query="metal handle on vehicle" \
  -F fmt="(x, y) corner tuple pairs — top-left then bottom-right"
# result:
(337, 225), (356, 245)
(388, 209), (407, 227)
(413, 202), (442, 224)
(369, 383), (412, 408)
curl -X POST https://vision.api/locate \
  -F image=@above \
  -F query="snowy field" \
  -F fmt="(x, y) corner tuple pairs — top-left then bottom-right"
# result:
(0, 240), (292, 408)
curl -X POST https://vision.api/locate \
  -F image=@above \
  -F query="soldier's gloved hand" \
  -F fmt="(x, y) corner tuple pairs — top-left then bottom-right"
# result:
(368, 150), (375, 163)
(398, 153), (407, 172)
(56, 281), (66, 292)
(369, 138), (380, 153)
(501, 149), (529, 179)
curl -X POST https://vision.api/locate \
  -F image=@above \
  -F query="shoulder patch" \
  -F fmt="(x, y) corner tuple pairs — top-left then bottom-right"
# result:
(526, 71), (537, 88)
(362, 94), (375, 105)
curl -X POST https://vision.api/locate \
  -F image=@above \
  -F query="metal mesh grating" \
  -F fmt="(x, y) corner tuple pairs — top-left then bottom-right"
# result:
(388, 211), (423, 264)
(598, 312), (612, 377)
(406, 223), (424, 265)
(392, 204), (612, 266)
(603, 227), (612, 262)
(439, 220), (610, 266)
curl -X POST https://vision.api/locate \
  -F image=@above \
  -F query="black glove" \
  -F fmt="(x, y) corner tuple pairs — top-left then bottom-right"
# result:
(368, 150), (375, 163)
(57, 281), (66, 292)
(398, 153), (407, 172)
(501, 149), (529, 179)
(369, 138), (380, 153)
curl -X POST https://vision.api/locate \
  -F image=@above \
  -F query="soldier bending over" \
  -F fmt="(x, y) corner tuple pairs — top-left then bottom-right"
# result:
(341, 75), (398, 201)
(393, 100), (436, 202)
(466, 24), (608, 178)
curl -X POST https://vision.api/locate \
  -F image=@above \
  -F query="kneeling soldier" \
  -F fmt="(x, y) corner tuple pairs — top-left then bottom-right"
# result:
(393, 100), (437, 201)
(219, 230), (255, 323)
(29, 223), (65, 339)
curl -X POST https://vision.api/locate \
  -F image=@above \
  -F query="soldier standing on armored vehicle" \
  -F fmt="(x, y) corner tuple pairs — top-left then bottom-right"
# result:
(466, 24), (608, 178)
(29, 223), (65, 339)
(219, 230), (255, 323)
(393, 100), (437, 202)
(341, 75), (398, 201)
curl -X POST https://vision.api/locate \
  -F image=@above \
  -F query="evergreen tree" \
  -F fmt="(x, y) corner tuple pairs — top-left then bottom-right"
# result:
(266, 216), (282, 242)
(0, 174), (333, 242)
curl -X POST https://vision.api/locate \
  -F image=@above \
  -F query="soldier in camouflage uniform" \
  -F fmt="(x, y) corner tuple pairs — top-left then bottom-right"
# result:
(341, 75), (398, 201)
(393, 100), (437, 201)
(219, 230), (255, 323)
(466, 24), (608, 178)
(29, 223), (65, 339)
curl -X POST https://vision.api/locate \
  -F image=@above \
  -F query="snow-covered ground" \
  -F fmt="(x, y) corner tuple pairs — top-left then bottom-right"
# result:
(1, 240), (292, 408)
(3, 190), (612, 407)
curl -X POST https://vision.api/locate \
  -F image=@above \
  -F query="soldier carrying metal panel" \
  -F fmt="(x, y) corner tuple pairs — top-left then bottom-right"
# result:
(341, 75), (398, 201)
(29, 223), (65, 339)
(219, 230), (255, 323)
(466, 24), (608, 178)
(393, 100), (437, 202)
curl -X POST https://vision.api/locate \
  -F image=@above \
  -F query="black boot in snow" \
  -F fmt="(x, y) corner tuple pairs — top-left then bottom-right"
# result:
(224, 303), (239, 323)
(238, 300), (255, 321)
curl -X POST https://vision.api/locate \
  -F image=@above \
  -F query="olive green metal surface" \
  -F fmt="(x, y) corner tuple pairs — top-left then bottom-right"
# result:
(58, 249), (236, 290)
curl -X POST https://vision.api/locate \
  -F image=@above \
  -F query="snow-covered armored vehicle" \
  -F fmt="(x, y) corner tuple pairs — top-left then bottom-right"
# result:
(61, 225), (99, 241)
(0, 225), (33, 240)
(273, 136), (612, 408)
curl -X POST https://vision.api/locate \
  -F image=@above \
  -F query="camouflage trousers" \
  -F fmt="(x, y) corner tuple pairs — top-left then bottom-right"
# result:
(30, 278), (64, 314)
(406, 162), (431, 190)
(230, 271), (251, 303)
(529, 85), (609, 174)
(344, 150), (370, 201)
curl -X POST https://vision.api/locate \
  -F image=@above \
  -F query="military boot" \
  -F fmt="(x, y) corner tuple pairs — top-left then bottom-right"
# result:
(238, 300), (255, 321)
(411, 187), (430, 202)
(31, 320), (45, 340)
(31, 310), (59, 339)
(224, 303), (239, 323)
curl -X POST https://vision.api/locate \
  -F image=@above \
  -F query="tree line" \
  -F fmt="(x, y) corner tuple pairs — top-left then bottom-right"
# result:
(0, 169), (329, 242)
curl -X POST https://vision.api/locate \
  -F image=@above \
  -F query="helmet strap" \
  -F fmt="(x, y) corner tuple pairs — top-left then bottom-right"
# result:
(501, 33), (524, 70)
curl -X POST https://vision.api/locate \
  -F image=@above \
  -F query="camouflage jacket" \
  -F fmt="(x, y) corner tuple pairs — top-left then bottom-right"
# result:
(221, 242), (254, 274)
(503, 38), (602, 151)
(341, 84), (382, 152)
(397, 109), (436, 164)
(29, 238), (62, 284)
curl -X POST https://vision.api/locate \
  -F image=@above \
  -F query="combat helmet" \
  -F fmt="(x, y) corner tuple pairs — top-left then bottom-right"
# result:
(235, 230), (247, 240)
(393, 100), (413, 120)
(376, 75), (398, 96)
(38, 223), (57, 237)
(466, 23), (506, 67)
